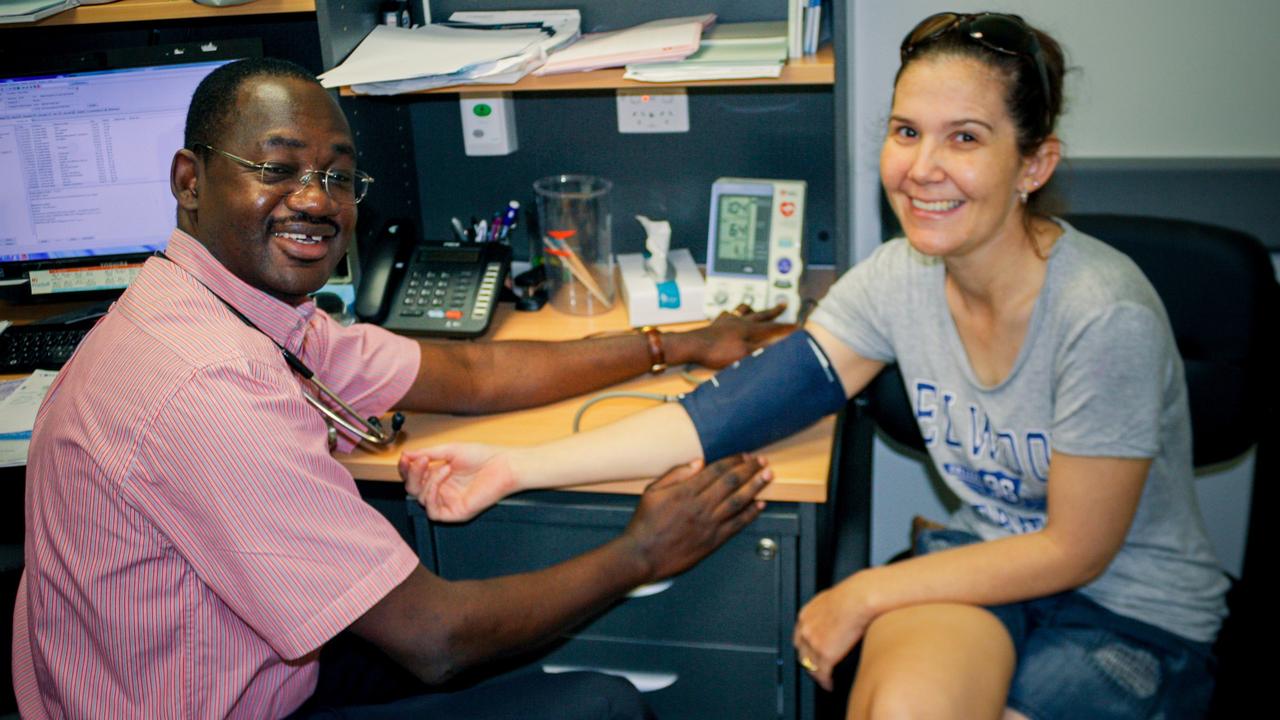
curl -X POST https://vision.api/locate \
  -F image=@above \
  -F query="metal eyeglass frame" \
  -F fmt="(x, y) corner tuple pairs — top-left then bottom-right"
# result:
(192, 142), (374, 205)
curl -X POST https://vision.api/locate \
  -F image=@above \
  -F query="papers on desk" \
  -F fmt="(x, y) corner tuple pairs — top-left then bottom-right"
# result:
(317, 10), (580, 95)
(0, 370), (57, 468)
(623, 21), (787, 83)
(533, 14), (715, 76)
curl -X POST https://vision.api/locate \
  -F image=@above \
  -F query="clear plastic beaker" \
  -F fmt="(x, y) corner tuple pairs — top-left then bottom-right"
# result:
(533, 175), (615, 316)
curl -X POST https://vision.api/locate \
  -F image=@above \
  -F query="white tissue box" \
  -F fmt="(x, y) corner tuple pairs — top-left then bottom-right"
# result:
(616, 248), (706, 327)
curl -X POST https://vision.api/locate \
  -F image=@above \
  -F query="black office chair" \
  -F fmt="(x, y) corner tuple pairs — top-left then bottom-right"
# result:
(819, 214), (1277, 718)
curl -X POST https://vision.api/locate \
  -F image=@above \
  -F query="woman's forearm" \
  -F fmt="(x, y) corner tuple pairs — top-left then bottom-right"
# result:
(513, 402), (703, 490)
(848, 529), (1107, 622)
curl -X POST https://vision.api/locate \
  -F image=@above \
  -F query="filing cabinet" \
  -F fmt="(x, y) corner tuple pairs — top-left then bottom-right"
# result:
(408, 490), (819, 720)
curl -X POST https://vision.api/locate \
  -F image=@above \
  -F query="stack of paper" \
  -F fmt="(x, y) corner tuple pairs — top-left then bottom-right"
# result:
(0, 370), (57, 468)
(318, 10), (580, 95)
(446, 7), (582, 78)
(0, 0), (78, 24)
(624, 21), (787, 83)
(533, 14), (715, 76)
(0, 0), (120, 23)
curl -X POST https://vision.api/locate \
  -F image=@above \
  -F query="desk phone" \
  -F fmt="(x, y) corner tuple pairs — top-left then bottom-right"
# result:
(355, 220), (511, 339)
(703, 178), (806, 323)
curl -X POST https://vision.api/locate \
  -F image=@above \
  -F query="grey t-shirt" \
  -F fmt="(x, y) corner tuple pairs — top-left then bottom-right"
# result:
(809, 219), (1228, 643)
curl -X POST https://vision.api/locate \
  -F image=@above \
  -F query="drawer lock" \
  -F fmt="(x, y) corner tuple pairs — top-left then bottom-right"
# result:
(756, 537), (778, 560)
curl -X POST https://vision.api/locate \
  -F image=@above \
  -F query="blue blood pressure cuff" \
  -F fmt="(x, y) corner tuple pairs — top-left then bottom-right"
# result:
(679, 329), (847, 462)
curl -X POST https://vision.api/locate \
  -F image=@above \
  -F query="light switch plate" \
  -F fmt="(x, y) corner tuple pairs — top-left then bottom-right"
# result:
(617, 88), (690, 133)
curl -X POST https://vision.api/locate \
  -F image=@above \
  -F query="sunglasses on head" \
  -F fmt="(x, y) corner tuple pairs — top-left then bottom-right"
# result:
(900, 12), (1052, 119)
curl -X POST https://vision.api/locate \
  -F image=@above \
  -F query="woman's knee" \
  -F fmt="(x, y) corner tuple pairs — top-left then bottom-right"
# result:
(849, 604), (1015, 720)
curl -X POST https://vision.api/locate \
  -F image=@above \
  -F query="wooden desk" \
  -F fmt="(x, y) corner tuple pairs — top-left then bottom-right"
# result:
(339, 294), (833, 720)
(337, 300), (835, 503)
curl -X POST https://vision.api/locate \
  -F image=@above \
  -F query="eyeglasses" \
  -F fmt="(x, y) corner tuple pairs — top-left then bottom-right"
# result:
(193, 143), (374, 205)
(900, 12), (1052, 118)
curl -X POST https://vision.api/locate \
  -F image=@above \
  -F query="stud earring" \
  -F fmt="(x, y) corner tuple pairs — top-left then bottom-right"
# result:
(1019, 178), (1039, 204)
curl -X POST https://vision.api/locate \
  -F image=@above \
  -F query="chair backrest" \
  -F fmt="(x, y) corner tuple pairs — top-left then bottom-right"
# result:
(1066, 214), (1277, 464)
(864, 214), (1279, 469)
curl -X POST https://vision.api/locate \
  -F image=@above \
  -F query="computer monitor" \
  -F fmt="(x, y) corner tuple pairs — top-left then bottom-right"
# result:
(0, 42), (255, 301)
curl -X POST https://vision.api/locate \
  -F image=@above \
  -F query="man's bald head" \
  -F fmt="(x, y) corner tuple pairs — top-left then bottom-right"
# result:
(184, 57), (319, 156)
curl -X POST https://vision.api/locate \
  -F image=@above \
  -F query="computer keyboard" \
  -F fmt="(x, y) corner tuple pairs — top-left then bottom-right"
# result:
(0, 324), (91, 373)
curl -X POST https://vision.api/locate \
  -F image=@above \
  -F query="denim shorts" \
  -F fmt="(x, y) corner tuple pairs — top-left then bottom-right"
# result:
(914, 528), (1217, 720)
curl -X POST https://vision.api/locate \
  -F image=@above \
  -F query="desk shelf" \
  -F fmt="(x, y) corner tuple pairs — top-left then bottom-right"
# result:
(25, 0), (315, 27)
(339, 43), (834, 96)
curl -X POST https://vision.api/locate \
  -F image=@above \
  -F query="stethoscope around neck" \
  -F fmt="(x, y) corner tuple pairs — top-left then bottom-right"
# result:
(155, 251), (405, 449)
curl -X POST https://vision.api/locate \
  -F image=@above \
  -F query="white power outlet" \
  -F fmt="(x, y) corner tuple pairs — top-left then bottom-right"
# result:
(617, 88), (690, 133)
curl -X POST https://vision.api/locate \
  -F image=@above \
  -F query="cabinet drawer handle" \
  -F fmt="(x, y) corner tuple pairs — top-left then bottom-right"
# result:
(542, 664), (679, 693)
(626, 580), (673, 598)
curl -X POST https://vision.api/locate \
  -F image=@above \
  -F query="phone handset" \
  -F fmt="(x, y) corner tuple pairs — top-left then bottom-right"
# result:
(355, 219), (417, 324)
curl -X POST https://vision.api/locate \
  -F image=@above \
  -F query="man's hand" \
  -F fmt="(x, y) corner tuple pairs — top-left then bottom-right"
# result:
(399, 443), (516, 522)
(670, 303), (794, 370)
(361, 453), (771, 685)
(621, 454), (771, 582)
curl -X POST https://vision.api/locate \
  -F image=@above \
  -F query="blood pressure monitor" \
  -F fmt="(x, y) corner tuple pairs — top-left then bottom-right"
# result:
(703, 178), (806, 323)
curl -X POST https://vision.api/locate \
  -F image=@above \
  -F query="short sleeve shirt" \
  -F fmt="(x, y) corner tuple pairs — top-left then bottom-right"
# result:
(14, 229), (422, 719)
(808, 220), (1227, 643)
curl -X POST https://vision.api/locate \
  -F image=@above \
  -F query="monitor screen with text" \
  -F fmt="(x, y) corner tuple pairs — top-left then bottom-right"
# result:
(0, 59), (230, 294)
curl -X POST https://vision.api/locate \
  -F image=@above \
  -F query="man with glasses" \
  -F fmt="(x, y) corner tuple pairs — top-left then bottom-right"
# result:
(14, 58), (778, 719)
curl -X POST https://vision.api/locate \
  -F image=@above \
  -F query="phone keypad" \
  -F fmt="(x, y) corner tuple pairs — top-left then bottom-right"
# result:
(384, 242), (511, 339)
(399, 268), (477, 318)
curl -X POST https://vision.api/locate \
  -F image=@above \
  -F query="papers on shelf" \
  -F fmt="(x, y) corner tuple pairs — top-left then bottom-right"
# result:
(318, 10), (580, 95)
(318, 26), (545, 91)
(700, 20), (787, 45)
(447, 8), (580, 59)
(0, 370), (57, 468)
(0, 0), (77, 24)
(623, 21), (787, 83)
(0, 0), (116, 23)
(533, 13), (715, 76)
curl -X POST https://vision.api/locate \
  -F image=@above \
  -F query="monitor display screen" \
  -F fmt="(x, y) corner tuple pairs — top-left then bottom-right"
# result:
(0, 55), (236, 296)
(712, 191), (772, 277)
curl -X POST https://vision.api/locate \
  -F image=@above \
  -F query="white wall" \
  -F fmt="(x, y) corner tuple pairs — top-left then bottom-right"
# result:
(843, 0), (1273, 573)
(853, 0), (1280, 167)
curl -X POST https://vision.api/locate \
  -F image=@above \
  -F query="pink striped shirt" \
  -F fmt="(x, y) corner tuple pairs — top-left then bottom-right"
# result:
(14, 229), (422, 719)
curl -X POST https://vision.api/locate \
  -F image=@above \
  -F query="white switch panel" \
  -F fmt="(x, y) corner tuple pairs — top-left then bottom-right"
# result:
(460, 93), (517, 156)
(617, 88), (690, 133)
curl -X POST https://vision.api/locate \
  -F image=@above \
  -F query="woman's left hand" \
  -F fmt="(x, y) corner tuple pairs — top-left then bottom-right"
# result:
(793, 575), (874, 692)
(398, 443), (518, 522)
